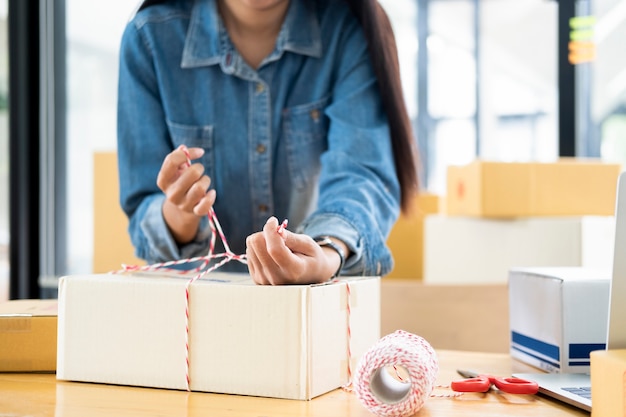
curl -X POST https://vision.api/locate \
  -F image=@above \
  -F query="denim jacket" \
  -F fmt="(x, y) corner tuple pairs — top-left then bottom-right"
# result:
(117, 0), (401, 276)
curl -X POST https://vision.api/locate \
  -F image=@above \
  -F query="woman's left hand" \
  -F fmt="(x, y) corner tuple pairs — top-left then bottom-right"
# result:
(245, 217), (342, 285)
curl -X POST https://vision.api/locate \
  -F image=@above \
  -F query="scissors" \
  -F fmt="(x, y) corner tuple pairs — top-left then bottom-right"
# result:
(451, 369), (539, 394)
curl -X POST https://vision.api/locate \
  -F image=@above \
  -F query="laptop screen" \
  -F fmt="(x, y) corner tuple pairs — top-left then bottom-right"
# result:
(607, 170), (626, 349)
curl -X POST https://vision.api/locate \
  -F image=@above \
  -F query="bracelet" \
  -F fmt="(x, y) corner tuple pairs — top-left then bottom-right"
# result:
(313, 236), (346, 280)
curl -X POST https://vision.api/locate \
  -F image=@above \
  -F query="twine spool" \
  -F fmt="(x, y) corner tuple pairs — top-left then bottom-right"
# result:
(354, 330), (439, 417)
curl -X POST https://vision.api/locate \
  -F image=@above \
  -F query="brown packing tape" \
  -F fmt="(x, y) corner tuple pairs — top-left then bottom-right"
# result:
(0, 317), (32, 332)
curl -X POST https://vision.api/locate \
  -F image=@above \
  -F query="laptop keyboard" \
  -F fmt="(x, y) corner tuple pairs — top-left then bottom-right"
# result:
(562, 386), (592, 400)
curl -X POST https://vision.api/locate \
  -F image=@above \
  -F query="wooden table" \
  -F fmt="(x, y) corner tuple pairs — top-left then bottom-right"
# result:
(1, 350), (588, 416)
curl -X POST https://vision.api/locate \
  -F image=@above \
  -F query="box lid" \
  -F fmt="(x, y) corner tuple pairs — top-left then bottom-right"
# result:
(0, 299), (58, 317)
(509, 267), (611, 282)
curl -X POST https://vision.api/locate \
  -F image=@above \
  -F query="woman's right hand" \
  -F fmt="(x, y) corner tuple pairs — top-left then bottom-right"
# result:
(156, 146), (216, 244)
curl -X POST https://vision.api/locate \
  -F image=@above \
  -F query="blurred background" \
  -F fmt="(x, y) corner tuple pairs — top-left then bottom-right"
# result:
(1, 0), (625, 300)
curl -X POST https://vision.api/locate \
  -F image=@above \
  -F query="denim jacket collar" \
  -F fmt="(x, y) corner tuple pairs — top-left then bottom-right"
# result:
(181, 0), (322, 69)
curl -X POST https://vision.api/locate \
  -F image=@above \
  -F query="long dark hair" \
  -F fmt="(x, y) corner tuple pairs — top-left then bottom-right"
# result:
(137, 0), (165, 11)
(137, 0), (420, 213)
(343, 0), (419, 213)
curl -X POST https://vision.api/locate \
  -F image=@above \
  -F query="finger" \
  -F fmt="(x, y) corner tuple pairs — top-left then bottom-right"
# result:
(246, 244), (258, 283)
(249, 230), (286, 285)
(265, 216), (279, 229)
(246, 236), (270, 285)
(279, 233), (334, 284)
(164, 147), (194, 174)
(193, 189), (216, 216)
(157, 147), (205, 189)
(184, 146), (205, 161)
(263, 217), (292, 261)
(156, 153), (185, 192)
(280, 231), (318, 257)
(166, 164), (205, 206)
(187, 174), (211, 200)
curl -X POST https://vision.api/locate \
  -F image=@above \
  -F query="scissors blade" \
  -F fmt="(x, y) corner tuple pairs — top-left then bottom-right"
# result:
(456, 369), (480, 379)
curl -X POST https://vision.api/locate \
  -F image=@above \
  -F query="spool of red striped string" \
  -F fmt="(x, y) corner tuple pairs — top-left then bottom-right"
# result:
(353, 330), (439, 417)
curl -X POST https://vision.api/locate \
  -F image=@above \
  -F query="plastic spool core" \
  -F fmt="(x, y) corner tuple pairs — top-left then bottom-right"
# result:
(369, 365), (412, 404)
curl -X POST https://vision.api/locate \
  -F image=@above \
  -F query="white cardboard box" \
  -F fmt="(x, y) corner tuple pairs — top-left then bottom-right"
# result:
(56, 273), (380, 400)
(424, 215), (615, 283)
(508, 267), (610, 373)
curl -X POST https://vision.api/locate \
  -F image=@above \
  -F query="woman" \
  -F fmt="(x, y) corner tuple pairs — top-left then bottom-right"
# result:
(117, 0), (418, 284)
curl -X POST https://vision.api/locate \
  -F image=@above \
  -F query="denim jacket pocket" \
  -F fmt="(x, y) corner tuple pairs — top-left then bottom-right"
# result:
(166, 120), (215, 181)
(282, 95), (330, 190)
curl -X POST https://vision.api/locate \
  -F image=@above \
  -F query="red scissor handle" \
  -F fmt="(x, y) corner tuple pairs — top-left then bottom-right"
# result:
(450, 375), (491, 392)
(491, 376), (539, 395)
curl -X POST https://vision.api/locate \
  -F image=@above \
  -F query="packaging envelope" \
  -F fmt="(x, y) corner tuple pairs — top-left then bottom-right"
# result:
(0, 299), (58, 372)
(56, 273), (380, 400)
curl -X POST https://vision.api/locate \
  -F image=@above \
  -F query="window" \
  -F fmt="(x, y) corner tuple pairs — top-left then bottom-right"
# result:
(65, 1), (137, 274)
(0, 0), (7, 301)
(594, 0), (626, 165)
(35, 0), (621, 290)
(381, 0), (559, 194)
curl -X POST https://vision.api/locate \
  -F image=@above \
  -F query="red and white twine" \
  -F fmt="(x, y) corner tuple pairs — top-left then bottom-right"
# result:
(115, 145), (250, 390)
(342, 281), (353, 391)
(354, 330), (439, 417)
(115, 145), (356, 393)
(116, 145), (442, 414)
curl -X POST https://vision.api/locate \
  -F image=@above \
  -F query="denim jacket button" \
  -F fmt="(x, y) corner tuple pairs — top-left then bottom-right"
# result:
(258, 204), (268, 213)
(256, 144), (266, 154)
(256, 83), (265, 94)
(309, 109), (320, 122)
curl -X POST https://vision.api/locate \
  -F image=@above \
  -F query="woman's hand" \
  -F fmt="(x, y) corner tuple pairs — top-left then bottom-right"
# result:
(246, 217), (348, 285)
(156, 146), (216, 244)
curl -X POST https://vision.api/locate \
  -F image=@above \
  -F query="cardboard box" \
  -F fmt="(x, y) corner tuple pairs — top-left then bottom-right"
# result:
(509, 267), (610, 373)
(386, 193), (440, 280)
(93, 152), (144, 273)
(590, 349), (626, 417)
(57, 273), (380, 400)
(0, 299), (58, 372)
(446, 160), (621, 217)
(423, 215), (614, 283)
(381, 280), (509, 353)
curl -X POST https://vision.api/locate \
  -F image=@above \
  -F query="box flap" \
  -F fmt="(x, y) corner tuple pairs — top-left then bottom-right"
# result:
(0, 299), (58, 317)
(190, 281), (308, 399)
(510, 267), (611, 282)
(57, 274), (191, 390)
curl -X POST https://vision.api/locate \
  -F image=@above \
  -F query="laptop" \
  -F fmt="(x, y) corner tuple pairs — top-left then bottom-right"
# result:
(514, 170), (626, 413)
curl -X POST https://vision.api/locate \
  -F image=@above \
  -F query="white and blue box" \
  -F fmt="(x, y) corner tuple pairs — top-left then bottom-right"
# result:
(508, 267), (610, 373)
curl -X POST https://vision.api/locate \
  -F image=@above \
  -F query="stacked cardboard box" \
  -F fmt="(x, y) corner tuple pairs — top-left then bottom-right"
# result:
(446, 159), (620, 217)
(423, 159), (621, 283)
(386, 193), (440, 280)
